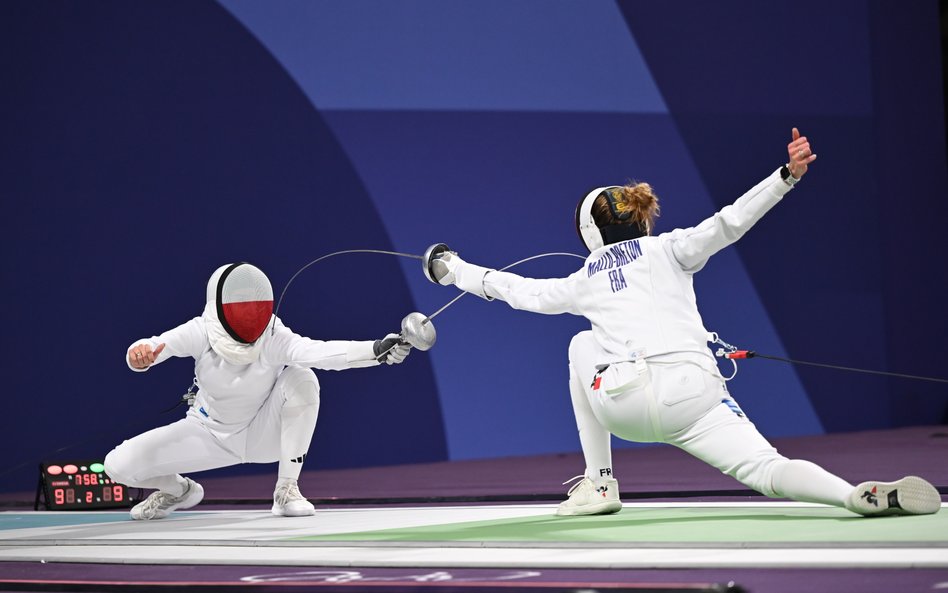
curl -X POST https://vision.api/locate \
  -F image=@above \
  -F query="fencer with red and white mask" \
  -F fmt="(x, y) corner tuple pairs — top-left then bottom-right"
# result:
(105, 262), (411, 520)
(430, 129), (940, 518)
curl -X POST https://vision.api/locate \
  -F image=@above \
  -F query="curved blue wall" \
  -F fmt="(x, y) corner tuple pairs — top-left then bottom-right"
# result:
(1, 0), (944, 492)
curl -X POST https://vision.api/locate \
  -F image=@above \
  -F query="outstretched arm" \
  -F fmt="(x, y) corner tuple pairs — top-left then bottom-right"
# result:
(432, 252), (581, 315)
(267, 319), (410, 370)
(667, 128), (817, 272)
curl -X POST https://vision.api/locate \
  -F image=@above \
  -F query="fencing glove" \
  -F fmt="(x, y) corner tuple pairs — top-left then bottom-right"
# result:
(373, 333), (411, 365)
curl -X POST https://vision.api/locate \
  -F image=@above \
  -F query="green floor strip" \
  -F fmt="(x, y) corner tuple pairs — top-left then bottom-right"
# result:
(0, 512), (134, 530)
(0, 511), (209, 531)
(298, 506), (947, 544)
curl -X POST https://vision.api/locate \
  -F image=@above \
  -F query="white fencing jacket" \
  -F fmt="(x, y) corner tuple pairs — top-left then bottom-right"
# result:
(455, 168), (795, 363)
(127, 316), (378, 430)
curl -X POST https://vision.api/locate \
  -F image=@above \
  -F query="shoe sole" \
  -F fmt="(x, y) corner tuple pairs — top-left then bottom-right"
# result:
(555, 500), (623, 517)
(271, 505), (316, 517)
(891, 476), (942, 515)
(853, 476), (941, 516)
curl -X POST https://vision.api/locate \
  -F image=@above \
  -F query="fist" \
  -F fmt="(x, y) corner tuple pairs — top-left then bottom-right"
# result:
(128, 343), (165, 369)
(431, 252), (461, 286)
(373, 334), (412, 365)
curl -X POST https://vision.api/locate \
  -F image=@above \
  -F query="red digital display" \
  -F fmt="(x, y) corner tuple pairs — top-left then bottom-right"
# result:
(39, 460), (136, 510)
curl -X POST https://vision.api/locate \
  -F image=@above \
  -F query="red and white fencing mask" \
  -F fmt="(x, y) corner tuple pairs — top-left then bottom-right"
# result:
(206, 263), (273, 344)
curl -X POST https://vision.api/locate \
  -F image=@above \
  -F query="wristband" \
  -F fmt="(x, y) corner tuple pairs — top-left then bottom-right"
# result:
(780, 164), (800, 187)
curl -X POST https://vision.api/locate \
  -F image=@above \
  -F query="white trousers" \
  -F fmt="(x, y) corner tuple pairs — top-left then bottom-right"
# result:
(105, 367), (320, 494)
(567, 331), (852, 505)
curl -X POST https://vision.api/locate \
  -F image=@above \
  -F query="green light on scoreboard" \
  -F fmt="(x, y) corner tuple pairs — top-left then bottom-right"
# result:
(89, 463), (105, 473)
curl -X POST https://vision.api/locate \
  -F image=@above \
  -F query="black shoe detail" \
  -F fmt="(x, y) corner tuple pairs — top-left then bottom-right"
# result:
(860, 489), (879, 507)
(887, 490), (901, 509)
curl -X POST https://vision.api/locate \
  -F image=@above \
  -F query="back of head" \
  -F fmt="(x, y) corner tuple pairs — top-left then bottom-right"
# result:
(576, 182), (661, 252)
(592, 182), (660, 233)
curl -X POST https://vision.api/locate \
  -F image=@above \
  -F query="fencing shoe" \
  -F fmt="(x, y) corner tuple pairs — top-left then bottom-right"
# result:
(845, 476), (941, 516)
(272, 479), (315, 517)
(555, 476), (622, 516)
(130, 478), (204, 520)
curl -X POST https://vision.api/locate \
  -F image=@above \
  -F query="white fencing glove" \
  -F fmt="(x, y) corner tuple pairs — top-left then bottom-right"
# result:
(431, 252), (494, 300)
(430, 252), (460, 286)
(373, 333), (412, 365)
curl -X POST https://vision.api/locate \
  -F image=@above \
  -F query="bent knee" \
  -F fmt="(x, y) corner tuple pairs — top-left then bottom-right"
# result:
(568, 331), (595, 363)
(280, 367), (320, 405)
(103, 446), (134, 486)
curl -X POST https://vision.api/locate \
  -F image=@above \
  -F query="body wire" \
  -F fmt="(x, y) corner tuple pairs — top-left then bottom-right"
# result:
(711, 334), (948, 384)
(753, 353), (948, 384)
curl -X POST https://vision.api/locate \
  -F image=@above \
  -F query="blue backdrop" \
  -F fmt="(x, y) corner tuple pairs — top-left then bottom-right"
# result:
(1, 0), (945, 492)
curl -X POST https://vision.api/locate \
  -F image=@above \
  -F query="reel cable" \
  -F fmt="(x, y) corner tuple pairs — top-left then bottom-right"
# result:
(711, 334), (948, 384)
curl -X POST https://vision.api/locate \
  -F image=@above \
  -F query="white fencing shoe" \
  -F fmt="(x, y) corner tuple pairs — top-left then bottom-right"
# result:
(272, 479), (315, 517)
(845, 476), (941, 516)
(555, 476), (622, 516)
(130, 478), (204, 520)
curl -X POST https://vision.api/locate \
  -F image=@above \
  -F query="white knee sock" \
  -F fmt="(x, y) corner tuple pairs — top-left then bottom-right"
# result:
(134, 474), (189, 497)
(771, 459), (853, 507)
(278, 379), (320, 481)
(569, 364), (613, 484)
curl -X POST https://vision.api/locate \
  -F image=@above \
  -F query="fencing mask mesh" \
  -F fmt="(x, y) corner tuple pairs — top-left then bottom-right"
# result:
(208, 263), (273, 344)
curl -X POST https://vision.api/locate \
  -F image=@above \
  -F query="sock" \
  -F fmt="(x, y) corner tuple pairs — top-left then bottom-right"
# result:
(591, 467), (615, 485)
(135, 474), (188, 497)
(771, 459), (853, 507)
(277, 378), (319, 481)
(569, 364), (614, 486)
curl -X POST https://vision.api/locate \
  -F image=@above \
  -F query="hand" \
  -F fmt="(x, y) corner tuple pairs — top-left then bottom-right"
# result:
(373, 333), (412, 365)
(129, 343), (165, 369)
(430, 251), (462, 286)
(787, 127), (817, 179)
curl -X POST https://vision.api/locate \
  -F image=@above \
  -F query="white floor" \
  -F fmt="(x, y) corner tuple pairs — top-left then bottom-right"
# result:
(1, 502), (946, 569)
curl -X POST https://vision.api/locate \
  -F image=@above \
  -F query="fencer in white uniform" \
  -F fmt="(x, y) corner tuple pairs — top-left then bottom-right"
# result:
(104, 262), (411, 520)
(432, 129), (940, 517)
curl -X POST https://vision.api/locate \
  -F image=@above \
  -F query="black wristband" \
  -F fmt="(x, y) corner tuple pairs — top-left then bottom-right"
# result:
(780, 164), (800, 186)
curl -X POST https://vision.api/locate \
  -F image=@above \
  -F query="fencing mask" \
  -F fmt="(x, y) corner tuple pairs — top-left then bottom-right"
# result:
(575, 187), (649, 253)
(206, 263), (274, 344)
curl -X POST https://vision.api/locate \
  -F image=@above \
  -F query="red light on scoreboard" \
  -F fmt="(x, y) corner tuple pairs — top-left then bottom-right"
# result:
(38, 460), (137, 511)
